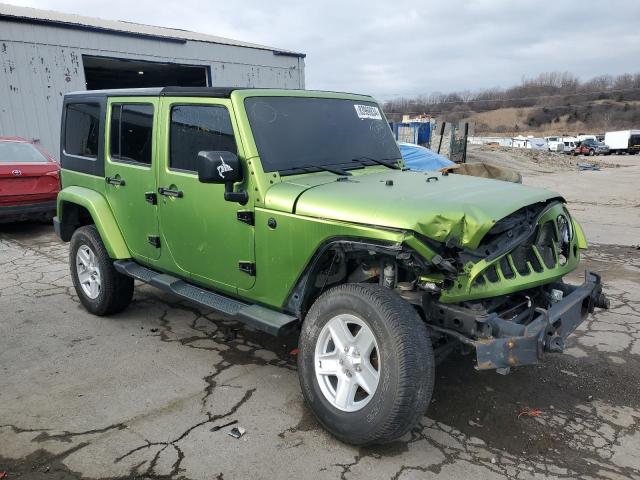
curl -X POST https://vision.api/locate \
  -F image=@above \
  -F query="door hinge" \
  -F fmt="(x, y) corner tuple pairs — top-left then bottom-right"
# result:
(237, 210), (254, 225)
(238, 262), (256, 276)
(145, 192), (157, 205)
(148, 235), (161, 248)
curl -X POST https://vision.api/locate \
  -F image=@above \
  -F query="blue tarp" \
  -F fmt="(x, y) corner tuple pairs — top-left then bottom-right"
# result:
(398, 142), (454, 171)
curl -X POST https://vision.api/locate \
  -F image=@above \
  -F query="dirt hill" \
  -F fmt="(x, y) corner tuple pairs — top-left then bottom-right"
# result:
(384, 72), (640, 136)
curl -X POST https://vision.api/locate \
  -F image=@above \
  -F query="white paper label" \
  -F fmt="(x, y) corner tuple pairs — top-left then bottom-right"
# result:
(354, 104), (382, 120)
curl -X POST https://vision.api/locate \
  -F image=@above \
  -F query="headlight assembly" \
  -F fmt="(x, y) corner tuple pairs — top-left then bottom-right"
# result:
(557, 213), (572, 263)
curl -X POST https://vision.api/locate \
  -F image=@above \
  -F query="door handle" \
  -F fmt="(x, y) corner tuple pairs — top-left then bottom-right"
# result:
(105, 176), (125, 186)
(158, 187), (183, 198)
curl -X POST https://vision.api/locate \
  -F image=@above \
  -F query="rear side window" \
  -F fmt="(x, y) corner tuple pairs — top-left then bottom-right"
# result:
(169, 105), (237, 172)
(64, 103), (101, 158)
(110, 104), (154, 165)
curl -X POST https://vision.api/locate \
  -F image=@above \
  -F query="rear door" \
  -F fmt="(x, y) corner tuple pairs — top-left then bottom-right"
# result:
(0, 141), (59, 206)
(104, 98), (160, 262)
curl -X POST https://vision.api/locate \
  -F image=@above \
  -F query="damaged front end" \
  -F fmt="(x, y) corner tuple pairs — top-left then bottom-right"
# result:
(422, 272), (609, 370)
(402, 200), (610, 370)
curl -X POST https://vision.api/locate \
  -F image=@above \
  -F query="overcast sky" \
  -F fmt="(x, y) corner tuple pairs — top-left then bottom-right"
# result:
(8, 0), (640, 100)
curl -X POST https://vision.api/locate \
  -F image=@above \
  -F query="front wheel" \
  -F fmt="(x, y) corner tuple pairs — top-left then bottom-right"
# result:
(70, 225), (134, 316)
(298, 284), (435, 446)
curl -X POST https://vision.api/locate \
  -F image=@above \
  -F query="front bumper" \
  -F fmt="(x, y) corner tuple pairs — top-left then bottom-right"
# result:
(431, 271), (608, 370)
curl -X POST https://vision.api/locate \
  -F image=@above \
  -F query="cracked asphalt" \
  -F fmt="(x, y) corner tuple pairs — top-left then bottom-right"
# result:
(1, 164), (640, 479)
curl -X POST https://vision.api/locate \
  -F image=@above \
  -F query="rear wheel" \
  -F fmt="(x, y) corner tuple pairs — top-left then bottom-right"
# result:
(70, 225), (133, 315)
(298, 283), (434, 445)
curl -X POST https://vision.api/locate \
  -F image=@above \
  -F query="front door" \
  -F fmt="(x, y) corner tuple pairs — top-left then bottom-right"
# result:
(104, 99), (160, 262)
(156, 98), (255, 293)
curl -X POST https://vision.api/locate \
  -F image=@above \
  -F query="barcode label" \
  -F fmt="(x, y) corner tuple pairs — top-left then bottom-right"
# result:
(354, 104), (382, 120)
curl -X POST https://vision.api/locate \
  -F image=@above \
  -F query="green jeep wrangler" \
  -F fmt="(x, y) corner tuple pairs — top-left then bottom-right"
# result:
(55, 87), (608, 446)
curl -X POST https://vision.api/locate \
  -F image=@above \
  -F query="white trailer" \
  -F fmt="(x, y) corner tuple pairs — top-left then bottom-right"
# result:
(604, 130), (640, 154)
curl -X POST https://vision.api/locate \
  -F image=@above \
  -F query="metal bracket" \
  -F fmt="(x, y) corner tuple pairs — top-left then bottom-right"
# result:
(238, 262), (256, 276)
(148, 235), (161, 248)
(145, 192), (157, 205)
(237, 211), (254, 226)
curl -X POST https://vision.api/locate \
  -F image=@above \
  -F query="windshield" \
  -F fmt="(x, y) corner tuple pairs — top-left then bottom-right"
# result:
(0, 142), (48, 163)
(244, 96), (401, 174)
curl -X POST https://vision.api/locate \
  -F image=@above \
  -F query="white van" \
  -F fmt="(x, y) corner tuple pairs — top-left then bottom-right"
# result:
(562, 137), (578, 154)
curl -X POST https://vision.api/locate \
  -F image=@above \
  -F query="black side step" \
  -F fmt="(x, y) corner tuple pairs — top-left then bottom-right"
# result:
(113, 260), (298, 336)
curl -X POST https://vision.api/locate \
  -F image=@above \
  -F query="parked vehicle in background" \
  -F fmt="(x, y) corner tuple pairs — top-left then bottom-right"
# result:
(0, 136), (60, 223)
(544, 136), (564, 152)
(563, 139), (578, 154)
(604, 130), (640, 155)
(398, 143), (453, 170)
(573, 138), (609, 156)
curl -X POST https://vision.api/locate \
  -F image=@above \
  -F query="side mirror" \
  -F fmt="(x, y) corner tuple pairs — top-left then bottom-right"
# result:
(196, 150), (248, 205)
(197, 151), (242, 184)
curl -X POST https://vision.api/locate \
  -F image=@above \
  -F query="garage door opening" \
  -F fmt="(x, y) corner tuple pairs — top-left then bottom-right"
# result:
(82, 56), (209, 90)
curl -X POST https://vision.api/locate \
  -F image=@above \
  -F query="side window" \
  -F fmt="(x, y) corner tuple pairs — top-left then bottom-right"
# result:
(110, 104), (154, 165)
(170, 105), (237, 172)
(64, 103), (101, 158)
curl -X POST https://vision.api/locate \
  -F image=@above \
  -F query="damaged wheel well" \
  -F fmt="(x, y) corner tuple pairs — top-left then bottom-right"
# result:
(284, 237), (427, 318)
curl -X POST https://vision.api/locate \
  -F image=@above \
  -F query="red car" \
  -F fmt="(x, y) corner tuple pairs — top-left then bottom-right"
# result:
(0, 136), (60, 223)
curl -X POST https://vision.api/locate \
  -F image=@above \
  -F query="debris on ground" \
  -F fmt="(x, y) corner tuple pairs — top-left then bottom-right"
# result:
(228, 426), (246, 439)
(468, 145), (617, 175)
(518, 407), (543, 418)
(289, 348), (299, 356)
(468, 419), (483, 428)
(0, 471), (7, 479)
(210, 420), (237, 432)
(578, 162), (600, 171)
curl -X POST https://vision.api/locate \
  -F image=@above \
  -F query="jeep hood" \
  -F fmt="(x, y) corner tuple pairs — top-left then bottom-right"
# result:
(264, 169), (562, 250)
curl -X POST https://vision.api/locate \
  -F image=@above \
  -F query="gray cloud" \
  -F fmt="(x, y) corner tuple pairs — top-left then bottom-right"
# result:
(10, 0), (640, 100)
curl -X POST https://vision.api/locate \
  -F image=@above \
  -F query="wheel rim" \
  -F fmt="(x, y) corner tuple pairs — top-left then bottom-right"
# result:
(75, 244), (101, 299)
(314, 313), (380, 412)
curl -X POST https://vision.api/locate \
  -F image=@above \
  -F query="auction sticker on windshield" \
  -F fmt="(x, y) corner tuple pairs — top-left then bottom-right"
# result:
(354, 104), (382, 120)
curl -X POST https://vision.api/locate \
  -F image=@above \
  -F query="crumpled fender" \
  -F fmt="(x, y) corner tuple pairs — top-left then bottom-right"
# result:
(56, 186), (130, 259)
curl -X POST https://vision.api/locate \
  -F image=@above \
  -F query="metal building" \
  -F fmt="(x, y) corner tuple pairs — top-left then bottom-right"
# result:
(0, 3), (306, 156)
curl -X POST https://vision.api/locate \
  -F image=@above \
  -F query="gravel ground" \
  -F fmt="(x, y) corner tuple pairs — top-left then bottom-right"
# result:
(1, 154), (639, 480)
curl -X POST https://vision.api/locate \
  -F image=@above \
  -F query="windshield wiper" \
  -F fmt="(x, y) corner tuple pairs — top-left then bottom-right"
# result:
(352, 156), (401, 170)
(300, 164), (352, 176)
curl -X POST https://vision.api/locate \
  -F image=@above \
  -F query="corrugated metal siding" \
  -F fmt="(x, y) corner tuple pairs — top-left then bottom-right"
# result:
(0, 19), (305, 157)
(0, 2), (304, 55)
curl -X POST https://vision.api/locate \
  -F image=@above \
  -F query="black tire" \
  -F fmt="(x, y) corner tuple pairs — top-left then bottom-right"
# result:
(69, 225), (134, 316)
(298, 283), (434, 446)
(588, 149), (595, 156)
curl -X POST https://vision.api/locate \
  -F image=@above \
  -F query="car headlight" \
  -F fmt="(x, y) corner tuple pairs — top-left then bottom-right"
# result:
(557, 213), (572, 263)
(557, 214), (572, 243)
